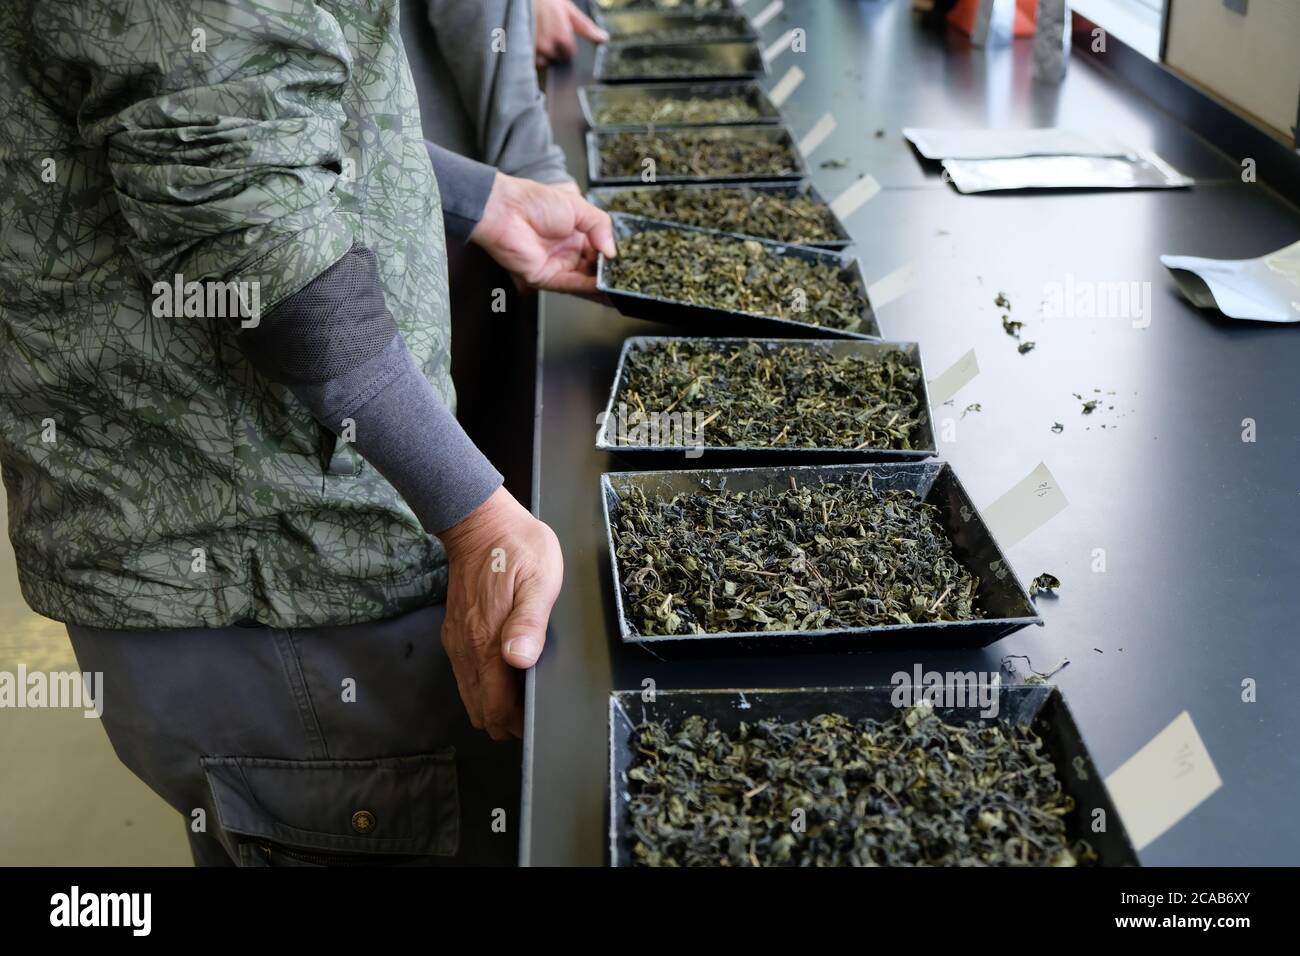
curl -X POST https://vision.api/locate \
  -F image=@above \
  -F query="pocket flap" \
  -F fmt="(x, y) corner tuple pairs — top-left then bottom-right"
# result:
(200, 752), (458, 857)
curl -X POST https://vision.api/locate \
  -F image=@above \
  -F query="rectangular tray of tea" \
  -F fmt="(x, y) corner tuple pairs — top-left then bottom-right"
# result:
(600, 462), (1042, 656)
(597, 10), (757, 45)
(592, 0), (737, 28)
(608, 685), (1139, 866)
(587, 180), (852, 248)
(579, 81), (780, 131)
(593, 40), (766, 83)
(596, 336), (936, 464)
(587, 125), (805, 185)
(596, 215), (880, 338)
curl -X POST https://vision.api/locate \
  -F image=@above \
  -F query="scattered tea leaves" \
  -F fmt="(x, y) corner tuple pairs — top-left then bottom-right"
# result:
(1051, 422), (1064, 433)
(605, 226), (868, 331)
(1031, 572), (1061, 595)
(1001, 315), (1023, 337)
(820, 157), (848, 169)
(597, 129), (798, 179)
(995, 291), (1011, 310)
(600, 185), (843, 244)
(624, 708), (1096, 866)
(1018, 341), (1036, 355)
(961, 402), (982, 419)
(607, 22), (750, 44)
(612, 477), (983, 635)
(613, 339), (928, 450)
(597, 0), (729, 11)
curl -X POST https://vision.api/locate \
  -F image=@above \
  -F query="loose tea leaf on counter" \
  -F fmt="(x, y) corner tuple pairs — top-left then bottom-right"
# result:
(600, 185), (843, 244)
(613, 339), (927, 450)
(1031, 572), (1061, 595)
(596, 129), (798, 180)
(604, 227), (867, 331)
(624, 707), (1097, 866)
(593, 94), (762, 127)
(611, 476), (983, 635)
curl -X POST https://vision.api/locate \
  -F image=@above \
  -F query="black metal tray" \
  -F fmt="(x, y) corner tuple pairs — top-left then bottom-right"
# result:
(597, 10), (757, 44)
(587, 124), (806, 185)
(600, 461), (1042, 656)
(596, 336), (936, 464)
(592, 0), (738, 28)
(608, 685), (1140, 866)
(593, 40), (767, 84)
(578, 81), (781, 131)
(588, 179), (852, 248)
(596, 214), (880, 338)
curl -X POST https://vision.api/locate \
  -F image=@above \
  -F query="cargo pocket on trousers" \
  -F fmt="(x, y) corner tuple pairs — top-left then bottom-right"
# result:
(200, 752), (458, 867)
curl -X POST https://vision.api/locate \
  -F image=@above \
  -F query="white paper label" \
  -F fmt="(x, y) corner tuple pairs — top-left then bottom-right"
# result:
(798, 113), (837, 158)
(866, 260), (916, 310)
(767, 65), (804, 107)
(927, 348), (979, 407)
(981, 461), (1068, 547)
(751, 0), (784, 30)
(764, 28), (796, 63)
(829, 174), (881, 220)
(1105, 711), (1223, 852)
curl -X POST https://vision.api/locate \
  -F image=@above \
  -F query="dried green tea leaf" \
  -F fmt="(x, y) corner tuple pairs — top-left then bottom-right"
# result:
(961, 402), (982, 419)
(1001, 314), (1023, 337)
(1051, 422), (1064, 433)
(624, 708), (1097, 866)
(995, 291), (1011, 309)
(594, 94), (761, 126)
(1030, 572), (1061, 595)
(597, 129), (798, 180)
(612, 477), (984, 635)
(600, 185), (843, 244)
(613, 339), (927, 450)
(1018, 341), (1036, 355)
(820, 158), (848, 169)
(605, 227), (868, 331)
(608, 22), (750, 43)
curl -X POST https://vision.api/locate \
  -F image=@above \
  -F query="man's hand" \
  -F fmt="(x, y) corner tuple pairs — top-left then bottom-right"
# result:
(439, 487), (563, 740)
(470, 172), (616, 296)
(535, 0), (608, 65)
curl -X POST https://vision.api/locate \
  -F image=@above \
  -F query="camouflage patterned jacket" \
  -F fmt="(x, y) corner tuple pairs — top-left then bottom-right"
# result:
(0, 0), (456, 629)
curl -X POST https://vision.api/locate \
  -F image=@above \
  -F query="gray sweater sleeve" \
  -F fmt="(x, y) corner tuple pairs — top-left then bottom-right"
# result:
(426, 141), (498, 242)
(238, 244), (503, 534)
(423, 0), (572, 185)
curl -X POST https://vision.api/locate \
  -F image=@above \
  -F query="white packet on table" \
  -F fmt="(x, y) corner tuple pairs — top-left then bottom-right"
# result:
(941, 150), (1193, 193)
(903, 127), (1128, 160)
(1161, 239), (1300, 324)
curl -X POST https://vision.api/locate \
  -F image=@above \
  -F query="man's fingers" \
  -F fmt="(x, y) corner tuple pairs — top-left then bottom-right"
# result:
(477, 656), (523, 740)
(442, 628), (485, 729)
(501, 573), (560, 669)
(568, 4), (609, 44)
(539, 269), (598, 296)
(568, 195), (617, 259)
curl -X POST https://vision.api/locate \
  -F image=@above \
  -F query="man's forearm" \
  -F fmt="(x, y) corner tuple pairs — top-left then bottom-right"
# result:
(425, 141), (498, 242)
(237, 244), (502, 533)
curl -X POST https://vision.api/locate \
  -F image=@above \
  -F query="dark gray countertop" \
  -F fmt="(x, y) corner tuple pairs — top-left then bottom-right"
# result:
(522, 0), (1300, 866)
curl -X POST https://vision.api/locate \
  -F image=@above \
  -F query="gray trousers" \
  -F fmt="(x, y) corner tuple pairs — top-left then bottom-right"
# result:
(67, 604), (520, 866)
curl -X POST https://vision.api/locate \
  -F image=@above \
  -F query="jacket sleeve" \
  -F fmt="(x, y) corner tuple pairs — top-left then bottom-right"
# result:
(424, 0), (573, 185)
(39, 0), (502, 533)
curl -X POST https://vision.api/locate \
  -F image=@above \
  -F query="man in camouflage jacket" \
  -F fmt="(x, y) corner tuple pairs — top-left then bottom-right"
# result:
(0, 0), (612, 865)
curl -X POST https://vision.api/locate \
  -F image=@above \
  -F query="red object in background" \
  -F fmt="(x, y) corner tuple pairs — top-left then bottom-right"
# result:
(947, 0), (1038, 37)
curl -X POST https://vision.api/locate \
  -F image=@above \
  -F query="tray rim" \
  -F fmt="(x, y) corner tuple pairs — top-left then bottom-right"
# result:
(586, 178), (854, 248)
(594, 8), (759, 45)
(577, 79), (782, 131)
(586, 123), (808, 185)
(606, 683), (1138, 867)
(592, 37), (768, 84)
(599, 460), (1044, 647)
(595, 334), (938, 458)
(595, 212), (879, 338)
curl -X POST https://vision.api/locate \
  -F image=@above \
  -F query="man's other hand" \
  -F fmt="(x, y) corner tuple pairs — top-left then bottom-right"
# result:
(470, 172), (617, 296)
(438, 488), (563, 740)
(535, 0), (608, 65)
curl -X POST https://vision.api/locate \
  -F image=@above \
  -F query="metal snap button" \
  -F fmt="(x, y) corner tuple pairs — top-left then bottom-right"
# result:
(351, 810), (376, 834)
